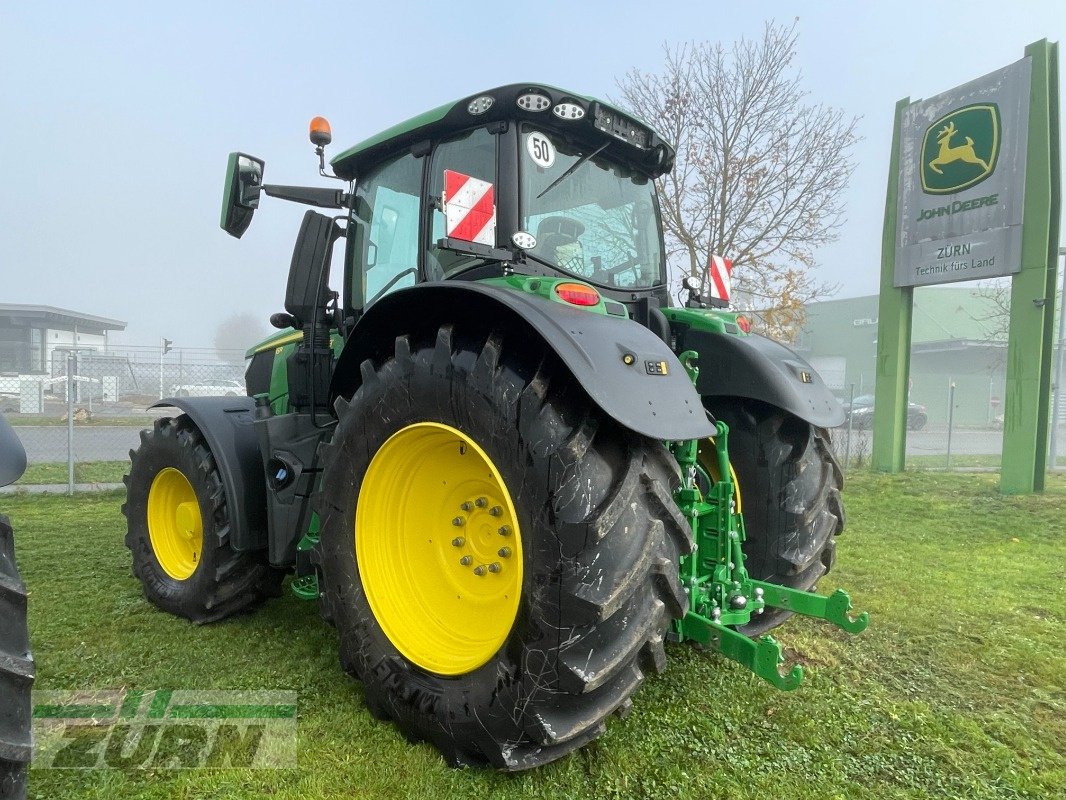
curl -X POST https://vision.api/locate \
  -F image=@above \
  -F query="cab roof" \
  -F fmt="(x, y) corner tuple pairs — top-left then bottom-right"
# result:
(329, 83), (674, 180)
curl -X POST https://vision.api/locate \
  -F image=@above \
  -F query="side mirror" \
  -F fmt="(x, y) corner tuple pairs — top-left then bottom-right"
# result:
(220, 152), (265, 238)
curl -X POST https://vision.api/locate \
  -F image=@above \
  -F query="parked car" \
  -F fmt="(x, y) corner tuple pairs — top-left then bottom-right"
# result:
(171, 379), (245, 397)
(843, 394), (928, 431)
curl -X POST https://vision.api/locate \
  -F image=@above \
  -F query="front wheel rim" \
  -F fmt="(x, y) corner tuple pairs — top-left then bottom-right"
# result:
(147, 467), (204, 580)
(356, 422), (524, 676)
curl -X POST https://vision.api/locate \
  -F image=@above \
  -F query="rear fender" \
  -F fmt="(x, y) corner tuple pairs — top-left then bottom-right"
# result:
(149, 397), (268, 551)
(330, 283), (715, 441)
(674, 326), (844, 429)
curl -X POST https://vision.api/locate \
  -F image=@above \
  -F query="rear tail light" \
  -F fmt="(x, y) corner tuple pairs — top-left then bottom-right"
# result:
(735, 315), (752, 333)
(554, 283), (600, 307)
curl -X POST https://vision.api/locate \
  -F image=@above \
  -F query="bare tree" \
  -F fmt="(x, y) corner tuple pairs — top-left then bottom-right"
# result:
(971, 280), (1011, 342)
(616, 21), (860, 341)
(213, 312), (268, 365)
(970, 279), (1012, 378)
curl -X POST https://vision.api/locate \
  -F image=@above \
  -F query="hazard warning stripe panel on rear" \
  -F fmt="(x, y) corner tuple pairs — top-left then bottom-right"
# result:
(443, 169), (496, 246)
(708, 254), (733, 304)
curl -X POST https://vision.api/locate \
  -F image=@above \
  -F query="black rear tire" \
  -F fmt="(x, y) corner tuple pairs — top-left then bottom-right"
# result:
(0, 514), (33, 800)
(704, 399), (845, 637)
(123, 417), (283, 623)
(315, 327), (691, 770)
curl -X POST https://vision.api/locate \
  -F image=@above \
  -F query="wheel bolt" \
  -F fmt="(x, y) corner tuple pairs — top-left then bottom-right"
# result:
(460, 501), (473, 512)
(475, 497), (488, 508)
(498, 547), (511, 558)
(488, 562), (501, 573)
(498, 525), (511, 536)
(452, 517), (464, 527)
(489, 506), (502, 517)
(460, 556), (472, 566)
(473, 565), (487, 576)
(452, 537), (465, 547)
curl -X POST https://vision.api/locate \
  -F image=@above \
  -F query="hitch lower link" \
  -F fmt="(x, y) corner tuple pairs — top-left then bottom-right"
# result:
(669, 351), (868, 691)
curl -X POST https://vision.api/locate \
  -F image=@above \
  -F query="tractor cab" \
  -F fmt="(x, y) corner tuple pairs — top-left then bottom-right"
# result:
(223, 84), (677, 332)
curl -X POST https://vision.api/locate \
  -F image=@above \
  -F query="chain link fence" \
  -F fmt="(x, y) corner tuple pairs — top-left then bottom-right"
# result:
(2, 346), (246, 492)
(2, 338), (1063, 491)
(825, 341), (1064, 473)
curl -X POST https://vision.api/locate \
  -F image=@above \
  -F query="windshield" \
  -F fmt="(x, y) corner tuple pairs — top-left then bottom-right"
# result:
(519, 126), (664, 290)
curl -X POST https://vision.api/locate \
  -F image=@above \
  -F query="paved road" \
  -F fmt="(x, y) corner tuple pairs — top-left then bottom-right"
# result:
(828, 426), (1006, 458)
(12, 425), (147, 464)
(905, 428), (1003, 456)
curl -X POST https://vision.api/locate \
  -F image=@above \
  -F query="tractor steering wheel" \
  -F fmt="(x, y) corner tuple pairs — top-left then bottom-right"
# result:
(592, 255), (640, 284)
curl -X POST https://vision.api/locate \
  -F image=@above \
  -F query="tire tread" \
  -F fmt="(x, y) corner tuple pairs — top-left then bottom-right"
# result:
(0, 514), (33, 797)
(315, 327), (689, 770)
(123, 416), (283, 624)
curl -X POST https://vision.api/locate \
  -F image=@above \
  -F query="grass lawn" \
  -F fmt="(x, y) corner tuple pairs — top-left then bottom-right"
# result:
(906, 454), (1066, 469)
(4, 472), (1063, 799)
(19, 461), (128, 485)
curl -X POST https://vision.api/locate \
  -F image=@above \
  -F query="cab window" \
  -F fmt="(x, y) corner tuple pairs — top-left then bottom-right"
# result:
(350, 151), (423, 307)
(425, 127), (497, 280)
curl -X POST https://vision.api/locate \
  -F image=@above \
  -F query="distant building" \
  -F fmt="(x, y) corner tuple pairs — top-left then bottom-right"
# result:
(794, 286), (1009, 426)
(0, 303), (127, 375)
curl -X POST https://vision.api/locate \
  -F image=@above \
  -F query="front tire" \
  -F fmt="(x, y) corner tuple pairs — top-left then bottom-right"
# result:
(704, 400), (845, 636)
(123, 417), (283, 623)
(315, 327), (691, 770)
(0, 515), (33, 800)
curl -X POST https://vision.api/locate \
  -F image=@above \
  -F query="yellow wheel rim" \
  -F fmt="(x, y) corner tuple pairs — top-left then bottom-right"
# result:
(697, 439), (743, 513)
(147, 468), (203, 580)
(356, 422), (523, 676)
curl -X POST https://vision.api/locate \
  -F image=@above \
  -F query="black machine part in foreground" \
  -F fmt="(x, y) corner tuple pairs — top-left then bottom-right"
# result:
(0, 415), (33, 800)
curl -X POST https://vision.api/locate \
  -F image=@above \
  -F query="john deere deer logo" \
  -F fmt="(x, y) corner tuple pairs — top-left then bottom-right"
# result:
(921, 104), (1000, 194)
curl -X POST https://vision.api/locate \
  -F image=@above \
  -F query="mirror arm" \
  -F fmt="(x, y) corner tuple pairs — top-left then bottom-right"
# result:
(263, 184), (350, 209)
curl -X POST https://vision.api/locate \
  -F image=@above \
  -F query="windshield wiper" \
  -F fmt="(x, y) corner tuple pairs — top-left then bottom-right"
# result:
(536, 141), (610, 200)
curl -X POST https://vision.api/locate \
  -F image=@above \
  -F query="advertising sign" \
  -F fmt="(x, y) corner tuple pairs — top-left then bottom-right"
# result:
(894, 58), (1032, 287)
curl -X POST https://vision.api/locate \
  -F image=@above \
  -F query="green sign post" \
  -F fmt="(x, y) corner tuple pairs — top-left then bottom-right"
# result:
(873, 97), (913, 474)
(875, 39), (1061, 493)
(1002, 40), (1061, 492)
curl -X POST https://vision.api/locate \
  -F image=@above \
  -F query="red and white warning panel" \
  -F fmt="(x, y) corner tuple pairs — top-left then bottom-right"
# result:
(708, 254), (733, 306)
(443, 170), (496, 246)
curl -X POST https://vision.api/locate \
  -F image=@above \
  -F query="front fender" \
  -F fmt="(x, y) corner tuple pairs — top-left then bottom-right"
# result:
(674, 326), (844, 429)
(331, 283), (715, 441)
(149, 396), (268, 552)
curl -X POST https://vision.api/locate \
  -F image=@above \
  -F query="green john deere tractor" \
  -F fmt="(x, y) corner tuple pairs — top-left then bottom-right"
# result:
(123, 84), (866, 770)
